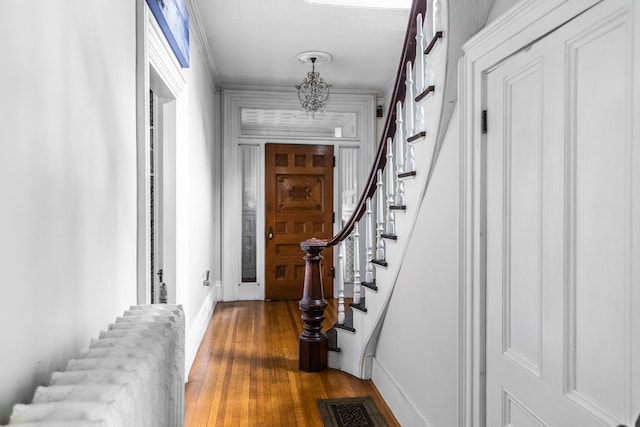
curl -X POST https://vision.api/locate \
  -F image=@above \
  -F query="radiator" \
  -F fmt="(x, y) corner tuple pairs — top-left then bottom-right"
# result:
(6, 305), (185, 427)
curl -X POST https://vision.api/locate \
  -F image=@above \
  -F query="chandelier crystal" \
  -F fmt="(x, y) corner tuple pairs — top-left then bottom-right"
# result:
(296, 57), (331, 117)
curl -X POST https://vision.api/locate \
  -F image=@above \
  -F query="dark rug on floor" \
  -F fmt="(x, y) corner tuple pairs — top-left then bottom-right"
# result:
(317, 396), (389, 427)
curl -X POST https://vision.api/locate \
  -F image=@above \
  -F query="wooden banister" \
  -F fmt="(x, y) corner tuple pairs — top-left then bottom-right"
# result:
(328, 0), (425, 246)
(299, 0), (427, 372)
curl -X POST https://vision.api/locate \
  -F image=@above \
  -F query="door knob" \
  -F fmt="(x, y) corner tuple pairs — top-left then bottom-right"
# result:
(268, 227), (274, 240)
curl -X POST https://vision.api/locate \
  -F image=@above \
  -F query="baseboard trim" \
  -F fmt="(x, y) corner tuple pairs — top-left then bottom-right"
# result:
(185, 289), (217, 378)
(372, 357), (431, 427)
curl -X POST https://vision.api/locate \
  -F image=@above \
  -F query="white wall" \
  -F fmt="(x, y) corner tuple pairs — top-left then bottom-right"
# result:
(0, 1), (222, 422)
(373, 105), (461, 427)
(486, 0), (520, 23)
(183, 35), (220, 371)
(0, 0), (138, 422)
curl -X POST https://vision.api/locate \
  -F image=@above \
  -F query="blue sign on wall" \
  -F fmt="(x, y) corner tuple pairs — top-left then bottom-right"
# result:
(146, 0), (190, 68)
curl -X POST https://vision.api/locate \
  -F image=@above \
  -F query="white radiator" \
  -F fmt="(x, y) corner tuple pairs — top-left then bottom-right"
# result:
(6, 305), (185, 427)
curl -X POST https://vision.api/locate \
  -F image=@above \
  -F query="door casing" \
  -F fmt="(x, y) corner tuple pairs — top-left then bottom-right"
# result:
(221, 89), (376, 302)
(136, 0), (186, 306)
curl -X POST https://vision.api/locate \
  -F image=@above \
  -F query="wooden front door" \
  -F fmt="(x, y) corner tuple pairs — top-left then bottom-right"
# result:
(265, 144), (334, 300)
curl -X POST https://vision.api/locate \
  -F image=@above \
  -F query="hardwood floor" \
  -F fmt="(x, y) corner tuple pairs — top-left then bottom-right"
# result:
(185, 299), (400, 426)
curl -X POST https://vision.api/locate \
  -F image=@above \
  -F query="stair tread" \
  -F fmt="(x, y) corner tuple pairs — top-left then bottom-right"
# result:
(334, 311), (355, 332)
(327, 327), (341, 352)
(372, 259), (388, 267)
(424, 31), (444, 55)
(361, 281), (378, 291)
(349, 298), (368, 313)
(416, 85), (436, 102)
(398, 170), (417, 179)
(407, 132), (426, 143)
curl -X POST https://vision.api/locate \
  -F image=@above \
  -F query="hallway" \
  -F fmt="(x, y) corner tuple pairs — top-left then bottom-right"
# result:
(184, 300), (399, 426)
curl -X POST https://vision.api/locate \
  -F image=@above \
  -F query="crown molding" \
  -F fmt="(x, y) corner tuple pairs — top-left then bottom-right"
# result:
(186, 0), (221, 89)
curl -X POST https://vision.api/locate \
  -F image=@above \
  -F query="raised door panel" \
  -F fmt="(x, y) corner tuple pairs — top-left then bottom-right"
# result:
(502, 58), (544, 378)
(565, 2), (634, 422)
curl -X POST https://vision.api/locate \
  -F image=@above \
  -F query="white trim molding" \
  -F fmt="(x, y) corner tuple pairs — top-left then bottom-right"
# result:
(372, 358), (431, 427)
(147, 7), (187, 99)
(136, 0), (188, 306)
(185, 288), (217, 377)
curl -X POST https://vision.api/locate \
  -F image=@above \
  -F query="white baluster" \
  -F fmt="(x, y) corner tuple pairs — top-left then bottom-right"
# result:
(405, 62), (416, 173)
(415, 13), (426, 134)
(395, 102), (404, 174)
(415, 14), (426, 94)
(405, 62), (415, 139)
(386, 138), (396, 235)
(395, 101), (405, 206)
(433, 0), (443, 33)
(425, 0), (435, 40)
(424, 3), (436, 87)
(406, 140), (416, 174)
(365, 198), (374, 284)
(337, 240), (345, 325)
(376, 169), (385, 261)
(425, 56), (434, 88)
(353, 221), (361, 305)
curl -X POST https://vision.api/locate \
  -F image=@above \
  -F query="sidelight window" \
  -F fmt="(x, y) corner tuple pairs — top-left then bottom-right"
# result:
(240, 145), (259, 283)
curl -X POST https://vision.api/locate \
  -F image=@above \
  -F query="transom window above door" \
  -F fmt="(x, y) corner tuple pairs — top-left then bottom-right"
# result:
(240, 108), (357, 138)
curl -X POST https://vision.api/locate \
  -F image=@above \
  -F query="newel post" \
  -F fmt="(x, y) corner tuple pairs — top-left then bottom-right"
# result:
(299, 238), (328, 372)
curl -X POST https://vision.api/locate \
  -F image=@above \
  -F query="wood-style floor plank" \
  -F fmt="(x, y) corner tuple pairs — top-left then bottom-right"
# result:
(185, 300), (400, 427)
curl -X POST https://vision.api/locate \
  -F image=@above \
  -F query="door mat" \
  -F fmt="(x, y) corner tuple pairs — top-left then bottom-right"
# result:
(317, 396), (389, 427)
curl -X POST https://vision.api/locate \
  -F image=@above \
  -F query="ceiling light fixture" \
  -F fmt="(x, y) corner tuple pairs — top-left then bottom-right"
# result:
(295, 51), (332, 117)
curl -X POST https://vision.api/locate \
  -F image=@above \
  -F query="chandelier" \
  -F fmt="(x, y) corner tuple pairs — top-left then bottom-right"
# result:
(295, 52), (332, 117)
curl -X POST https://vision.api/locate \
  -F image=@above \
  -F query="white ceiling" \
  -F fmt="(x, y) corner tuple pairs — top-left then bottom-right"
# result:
(193, 0), (411, 93)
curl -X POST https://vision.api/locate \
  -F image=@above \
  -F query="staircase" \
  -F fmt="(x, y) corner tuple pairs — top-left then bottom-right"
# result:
(298, 0), (493, 379)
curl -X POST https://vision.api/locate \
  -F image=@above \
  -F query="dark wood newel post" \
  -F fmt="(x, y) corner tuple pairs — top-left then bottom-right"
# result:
(299, 238), (328, 372)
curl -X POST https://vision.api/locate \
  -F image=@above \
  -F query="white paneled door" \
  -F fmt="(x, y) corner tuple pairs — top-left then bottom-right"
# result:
(484, 0), (639, 425)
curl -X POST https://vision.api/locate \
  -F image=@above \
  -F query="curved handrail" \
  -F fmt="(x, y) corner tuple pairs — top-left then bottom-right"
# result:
(298, 0), (428, 372)
(326, 0), (426, 247)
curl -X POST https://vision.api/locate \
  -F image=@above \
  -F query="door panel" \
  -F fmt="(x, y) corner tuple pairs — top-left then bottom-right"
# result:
(566, 8), (632, 418)
(265, 144), (334, 300)
(486, 41), (563, 427)
(485, 0), (637, 425)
